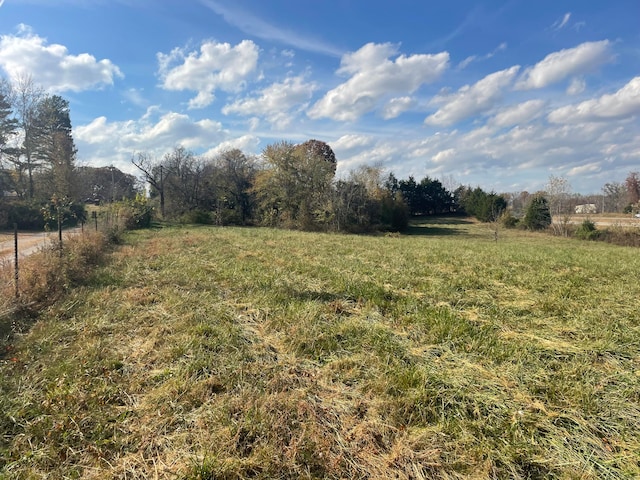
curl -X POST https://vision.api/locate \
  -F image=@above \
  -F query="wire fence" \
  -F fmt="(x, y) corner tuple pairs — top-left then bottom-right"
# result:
(2, 210), (122, 300)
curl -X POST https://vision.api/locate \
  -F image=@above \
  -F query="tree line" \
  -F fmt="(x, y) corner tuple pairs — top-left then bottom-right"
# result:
(0, 77), (138, 229)
(132, 141), (411, 232)
(1, 77), (638, 233)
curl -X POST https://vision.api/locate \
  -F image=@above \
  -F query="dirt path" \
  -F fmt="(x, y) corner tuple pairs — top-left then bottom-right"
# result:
(0, 228), (82, 264)
(553, 215), (640, 227)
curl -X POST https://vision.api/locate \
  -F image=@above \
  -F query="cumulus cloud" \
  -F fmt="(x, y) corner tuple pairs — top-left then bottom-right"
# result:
(75, 108), (229, 172)
(308, 43), (449, 121)
(489, 99), (546, 127)
(157, 39), (259, 109)
(548, 76), (640, 123)
(425, 66), (520, 126)
(516, 40), (614, 90)
(222, 75), (316, 129)
(0, 25), (122, 92)
(327, 105), (640, 192)
(203, 134), (261, 158)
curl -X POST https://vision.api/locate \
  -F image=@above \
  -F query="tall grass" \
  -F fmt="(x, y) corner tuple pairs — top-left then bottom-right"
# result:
(1, 219), (639, 478)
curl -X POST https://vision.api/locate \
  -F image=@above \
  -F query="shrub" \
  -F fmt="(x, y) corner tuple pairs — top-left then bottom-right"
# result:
(574, 219), (600, 240)
(3, 202), (45, 230)
(550, 214), (573, 237)
(380, 194), (409, 232)
(499, 210), (519, 228)
(114, 195), (153, 230)
(42, 199), (87, 231)
(179, 209), (213, 225)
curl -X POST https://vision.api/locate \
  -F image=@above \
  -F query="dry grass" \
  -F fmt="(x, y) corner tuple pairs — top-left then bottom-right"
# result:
(1, 219), (639, 479)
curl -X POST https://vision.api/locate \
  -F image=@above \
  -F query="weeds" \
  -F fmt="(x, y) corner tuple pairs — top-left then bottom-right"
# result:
(1, 219), (639, 478)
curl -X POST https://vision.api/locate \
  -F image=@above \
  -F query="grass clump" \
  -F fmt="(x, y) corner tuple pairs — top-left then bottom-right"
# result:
(1, 218), (639, 478)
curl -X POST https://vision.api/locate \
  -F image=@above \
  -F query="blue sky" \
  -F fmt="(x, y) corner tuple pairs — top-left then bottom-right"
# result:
(0, 0), (638, 194)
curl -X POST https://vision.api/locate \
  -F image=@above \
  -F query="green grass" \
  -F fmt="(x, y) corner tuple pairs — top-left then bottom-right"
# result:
(1, 218), (639, 479)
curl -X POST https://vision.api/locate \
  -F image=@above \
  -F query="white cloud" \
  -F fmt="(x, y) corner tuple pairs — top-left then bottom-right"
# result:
(489, 99), (546, 127)
(432, 148), (456, 163)
(203, 134), (261, 158)
(457, 42), (506, 70)
(567, 162), (601, 176)
(425, 66), (520, 126)
(157, 39), (259, 109)
(381, 97), (415, 119)
(74, 109), (229, 173)
(566, 77), (586, 95)
(0, 25), (122, 92)
(333, 134), (374, 153)
(552, 13), (571, 30)
(458, 56), (477, 70)
(308, 43), (449, 121)
(548, 76), (640, 123)
(222, 75), (316, 129)
(122, 88), (148, 107)
(327, 106), (640, 192)
(516, 40), (614, 90)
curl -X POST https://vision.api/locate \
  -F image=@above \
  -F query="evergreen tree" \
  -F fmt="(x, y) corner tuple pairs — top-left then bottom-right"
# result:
(522, 195), (552, 230)
(0, 86), (18, 156)
(33, 95), (77, 200)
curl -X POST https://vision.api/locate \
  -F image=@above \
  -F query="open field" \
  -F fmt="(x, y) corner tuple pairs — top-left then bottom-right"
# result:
(1, 218), (639, 479)
(553, 214), (640, 228)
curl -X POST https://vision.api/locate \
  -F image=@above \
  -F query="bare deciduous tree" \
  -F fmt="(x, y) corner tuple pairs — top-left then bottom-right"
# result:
(545, 175), (571, 216)
(132, 152), (167, 218)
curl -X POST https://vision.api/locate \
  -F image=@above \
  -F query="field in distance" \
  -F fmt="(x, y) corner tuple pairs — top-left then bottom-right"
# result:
(1, 218), (639, 479)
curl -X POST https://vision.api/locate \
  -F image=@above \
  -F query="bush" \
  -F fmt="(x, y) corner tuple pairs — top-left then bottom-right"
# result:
(499, 210), (519, 228)
(114, 195), (153, 230)
(380, 194), (409, 232)
(3, 202), (45, 230)
(574, 219), (600, 240)
(43, 202), (86, 230)
(179, 209), (213, 225)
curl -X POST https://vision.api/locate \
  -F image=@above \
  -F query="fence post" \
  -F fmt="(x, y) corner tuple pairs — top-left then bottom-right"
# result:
(58, 206), (63, 255)
(14, 223), (18, 298)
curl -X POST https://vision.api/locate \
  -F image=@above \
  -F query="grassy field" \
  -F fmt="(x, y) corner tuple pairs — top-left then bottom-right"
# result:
(1, 218), (639, 479)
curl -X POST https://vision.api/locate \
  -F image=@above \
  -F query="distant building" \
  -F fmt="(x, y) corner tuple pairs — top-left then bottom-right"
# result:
(575, 204), (597, 214)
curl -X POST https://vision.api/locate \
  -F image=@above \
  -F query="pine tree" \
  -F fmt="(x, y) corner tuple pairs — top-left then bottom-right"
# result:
(522, 195), (552, 230)
(34, 95), (77, 200)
